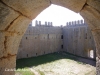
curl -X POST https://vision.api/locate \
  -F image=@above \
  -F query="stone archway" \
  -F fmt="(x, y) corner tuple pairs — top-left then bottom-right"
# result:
(0, 0), (100, 75)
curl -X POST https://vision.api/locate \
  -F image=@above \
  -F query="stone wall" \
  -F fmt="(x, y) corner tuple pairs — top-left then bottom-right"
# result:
(17, 20), (96, 60)
(17, 21), (63, 59)
(0, 0), (100, 75)
(63, 20), (96, 59)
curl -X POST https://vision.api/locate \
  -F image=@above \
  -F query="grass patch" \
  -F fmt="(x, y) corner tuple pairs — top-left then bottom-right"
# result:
(38, 70), (45, 75)
(16, 52), (78, 69)
(16, 68), (35, 75)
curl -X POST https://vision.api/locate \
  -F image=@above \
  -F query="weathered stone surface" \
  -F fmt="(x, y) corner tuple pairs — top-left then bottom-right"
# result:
(87, 0), (100, 12)
(0, 0), (100, 75)
(92, 30), (100, 75)
(96, 57), (100, 75)
(4, 36), (23, 57)
(0, 34), (22, 58)
(0, 32), (5, 58)
(6, 15), (31, 35)
(2, 0), (51, 19)
(0, 15), (30, 58)
(80, 5), (100, 30)
(50, 0), (86, 12)
(92, 30), (100, 57)
(81, 5), (100, 75)
(0, 2), (19, 30)
(17, 26), (63, 59)
(0, 55), (16, 75)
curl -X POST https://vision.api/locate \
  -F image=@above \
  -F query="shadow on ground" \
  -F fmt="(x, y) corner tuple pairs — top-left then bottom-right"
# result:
(16, 51), (96, 69)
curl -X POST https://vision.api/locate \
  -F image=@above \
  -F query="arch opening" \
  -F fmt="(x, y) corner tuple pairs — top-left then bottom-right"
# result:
(16, 4), (96, 75)
(89, 50), (94, 59)
(0, 0), (100, 75)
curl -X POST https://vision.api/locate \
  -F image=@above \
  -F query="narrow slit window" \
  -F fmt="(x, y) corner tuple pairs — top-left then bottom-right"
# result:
(27, 54), (28, 57)
(48, 34), (49, 39)
(35, 37), (37, 39)
(85, 33), (87, 39)
(61, 45), (63, 49)
(61, 35), (63, 39)
(90, 36), (91, 39)
(26, 37), (27, 39)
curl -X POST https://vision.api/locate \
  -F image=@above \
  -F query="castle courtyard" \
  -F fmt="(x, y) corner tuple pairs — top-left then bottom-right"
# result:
(16, 52), (96, 75)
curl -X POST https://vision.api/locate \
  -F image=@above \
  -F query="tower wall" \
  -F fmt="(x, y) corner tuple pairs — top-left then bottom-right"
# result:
(63, 20), (96, 59)
(17, 20), (96, 60)
(17, 21), (63, 59)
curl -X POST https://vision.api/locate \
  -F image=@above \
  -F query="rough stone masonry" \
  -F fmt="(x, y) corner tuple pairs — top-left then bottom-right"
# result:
(0, 0), (100, 75)
(17, 20), (96, 60)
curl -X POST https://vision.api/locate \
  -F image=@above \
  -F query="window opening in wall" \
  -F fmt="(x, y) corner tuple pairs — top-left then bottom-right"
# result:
(26, 37), (27, 39)
(35, 37), (37, 39)
(89, 50), (94, 58)
(61, 45), (63, 49)
(90, 36), (91, 39)
(27, 54), (28, 57)
(48, 34), (49, 39)
(61, 35), (63, 39)
(36, 53), (37, 55)
(85, 33), (87, 39)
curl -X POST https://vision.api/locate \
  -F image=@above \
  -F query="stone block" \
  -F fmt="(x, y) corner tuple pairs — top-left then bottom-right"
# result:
(0, 2), (19, 30)
(92, 30), (100, 57)
(0, 32), (23, 58)
(6, 15), (31, 35)
(5, 36), (23, 57)
(80, 5), (100, 30)
(96, 57), (100, 75)
(0, 32), (5, 58)
(51, 0), (86, 12)
(0, 55), (16, 75)
(2, 0), (51, 19)
(87, 0), (100, 12)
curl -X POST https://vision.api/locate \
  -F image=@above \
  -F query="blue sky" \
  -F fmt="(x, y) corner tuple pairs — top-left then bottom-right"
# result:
(32, 4), (83, 26)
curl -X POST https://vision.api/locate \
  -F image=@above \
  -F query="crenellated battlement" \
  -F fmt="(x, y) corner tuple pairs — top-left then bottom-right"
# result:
(66, 20), (87, 27)
(35, 20), (53, 27)
(18, 19), (96, 60)
(33, 20), (88, 28)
